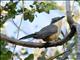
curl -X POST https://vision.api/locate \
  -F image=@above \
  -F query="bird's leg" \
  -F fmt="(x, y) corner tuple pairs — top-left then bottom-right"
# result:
(44, 41), (51, 48)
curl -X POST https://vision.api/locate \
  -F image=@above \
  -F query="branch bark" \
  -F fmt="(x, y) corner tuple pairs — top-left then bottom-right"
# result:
(47, 43), (75, 60)
(66, 0), (75, 26)
(76, 24), (80, 60)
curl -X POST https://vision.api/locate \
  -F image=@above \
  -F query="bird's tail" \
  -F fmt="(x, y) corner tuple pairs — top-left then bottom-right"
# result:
(19, 34), (36, 40)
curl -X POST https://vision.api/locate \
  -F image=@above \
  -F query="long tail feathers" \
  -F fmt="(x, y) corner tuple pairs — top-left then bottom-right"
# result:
(19, 34), (35, 40)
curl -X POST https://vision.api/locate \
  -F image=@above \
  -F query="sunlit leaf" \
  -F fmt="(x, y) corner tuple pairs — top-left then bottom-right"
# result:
(0, 48), (13, 60)
(21, 48), (28, 55)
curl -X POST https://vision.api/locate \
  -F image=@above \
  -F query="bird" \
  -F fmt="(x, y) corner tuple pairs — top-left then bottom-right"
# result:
(19, 16), (65, 42)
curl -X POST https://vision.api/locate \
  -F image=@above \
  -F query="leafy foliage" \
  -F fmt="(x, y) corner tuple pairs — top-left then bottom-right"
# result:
(0, 40), (13, 60)
(24, 54), (34, 60)
(33, 1), (57, 13)
(0, 1), (18, 27)
(23, 8), (34, 22)
(0, 1), (57, 25)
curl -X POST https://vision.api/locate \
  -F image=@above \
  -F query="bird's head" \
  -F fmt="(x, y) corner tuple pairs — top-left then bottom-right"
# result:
(50, 16), (65, 24)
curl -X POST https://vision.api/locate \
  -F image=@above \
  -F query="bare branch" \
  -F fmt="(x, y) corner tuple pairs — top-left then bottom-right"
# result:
(66, 0), (75, 26)
(11, 20), (28, 34)
(59, 43), (75, 60)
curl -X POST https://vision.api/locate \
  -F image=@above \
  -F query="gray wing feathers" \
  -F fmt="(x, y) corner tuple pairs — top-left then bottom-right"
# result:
(35, 25), (58, 39)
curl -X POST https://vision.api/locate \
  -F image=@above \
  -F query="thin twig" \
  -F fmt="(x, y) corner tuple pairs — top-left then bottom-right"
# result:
(12, 0), (25, 53)
(11, 20), (28, 34)
(47, 43), (75, 60)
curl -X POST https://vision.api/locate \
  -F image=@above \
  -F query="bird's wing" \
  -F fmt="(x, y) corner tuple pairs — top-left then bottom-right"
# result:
(19, 25), (58, 40)
(35, 25), (58, 39)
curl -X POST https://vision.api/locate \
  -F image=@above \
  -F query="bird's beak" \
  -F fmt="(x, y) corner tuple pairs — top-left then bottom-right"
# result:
(60, 16), (65, 19)
(50, 16), (65, 24)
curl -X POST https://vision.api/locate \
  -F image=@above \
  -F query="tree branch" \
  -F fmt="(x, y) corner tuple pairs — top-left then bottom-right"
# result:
(47, 43), (75, 60)
(0, 25), (76, 48)
(58, 43), (75, 60)
(66, 0), (75, 27)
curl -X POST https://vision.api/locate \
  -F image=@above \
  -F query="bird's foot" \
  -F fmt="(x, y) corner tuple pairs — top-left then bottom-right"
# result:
(44, 42), (51, 48)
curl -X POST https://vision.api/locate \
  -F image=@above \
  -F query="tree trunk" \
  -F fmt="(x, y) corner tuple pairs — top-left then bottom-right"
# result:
(76, 24), (80, 60)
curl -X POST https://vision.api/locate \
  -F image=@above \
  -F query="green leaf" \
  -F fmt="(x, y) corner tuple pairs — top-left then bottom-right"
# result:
(29, 15), (34, 22)
(0, 40), (7, 48)
(0, 6), (2, 13)
(21, 48), (28, 55)
(6, 1), (17, 9)
(30, 5), (34, 8)
(54, 50), (60, 57)
(0, 49), (13, 60)
(23, 9), (34, 22)
(34, 2), (57, 13)
(33, 1), (38, 5)
(24, 54), (34, 60)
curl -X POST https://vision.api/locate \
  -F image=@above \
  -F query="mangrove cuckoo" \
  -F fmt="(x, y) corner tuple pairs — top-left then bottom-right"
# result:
(19, 16), (65, 42)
